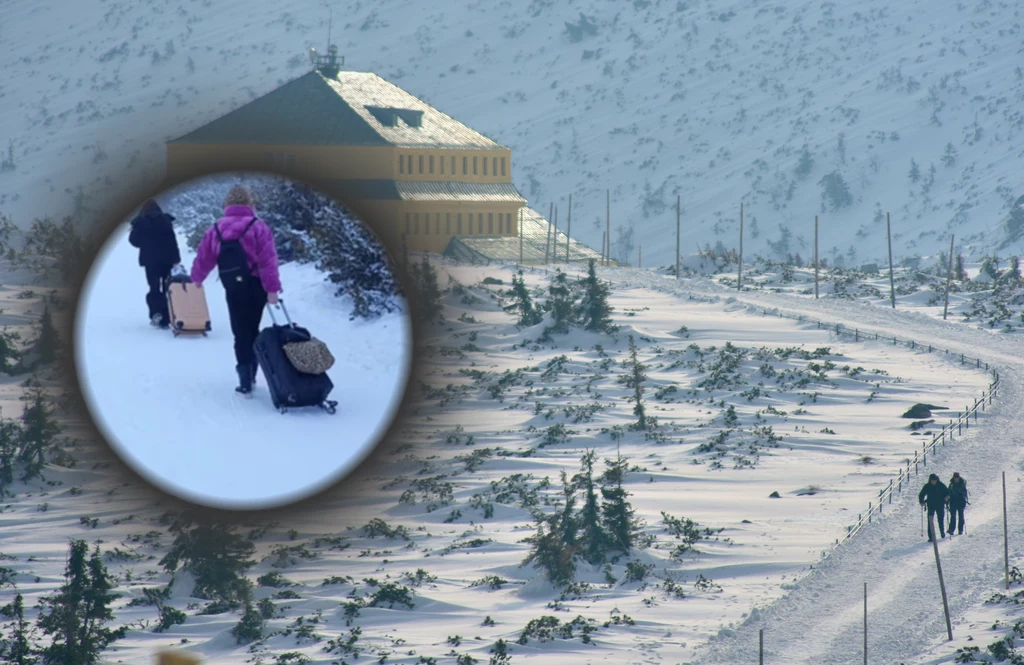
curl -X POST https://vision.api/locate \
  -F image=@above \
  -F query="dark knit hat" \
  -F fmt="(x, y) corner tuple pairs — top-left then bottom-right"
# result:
(929, 473), (939, 481)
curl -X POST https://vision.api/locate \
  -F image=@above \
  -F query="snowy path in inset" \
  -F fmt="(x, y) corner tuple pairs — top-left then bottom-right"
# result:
(74, 224), (413, 510)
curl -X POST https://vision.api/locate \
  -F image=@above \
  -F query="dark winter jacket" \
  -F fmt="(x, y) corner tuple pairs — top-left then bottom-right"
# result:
(128, 207), (181, 268)
(948, 477), (969, 508)
(919, 480), (949, 509)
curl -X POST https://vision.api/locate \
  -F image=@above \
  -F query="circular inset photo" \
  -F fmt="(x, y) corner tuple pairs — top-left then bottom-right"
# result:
(75, 173), (413, 511)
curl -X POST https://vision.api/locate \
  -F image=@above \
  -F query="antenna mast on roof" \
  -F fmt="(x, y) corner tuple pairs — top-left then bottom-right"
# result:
(309, 2), (344, 80)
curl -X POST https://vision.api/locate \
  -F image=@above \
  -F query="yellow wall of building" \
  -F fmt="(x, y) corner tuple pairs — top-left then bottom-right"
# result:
(166, 143), (523, 256)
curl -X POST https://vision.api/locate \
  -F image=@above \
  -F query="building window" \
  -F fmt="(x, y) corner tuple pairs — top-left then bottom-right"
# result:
(440, 155), (445, 175)
(405, 213), (410, 237)
(399, 154), (404, 174)
(477, 213), (483, 234)
(436, 213), (441, 235)
(457, 213), (462, 234)
(429, 155), (434, 174)
(473, 156), (478, 175)
(414, 213), (420, 235)
(462, 156), (468, 175)
(492, 157), (497, 176)
(483, 157), (488, 176)
(418, 155), (424, 174)
(446, 213), (451, 235)
(501, 157), (506, 176)
(425, 213), (430, 235)
(488, 213), (493, 234)
(451, 156), (456, 175)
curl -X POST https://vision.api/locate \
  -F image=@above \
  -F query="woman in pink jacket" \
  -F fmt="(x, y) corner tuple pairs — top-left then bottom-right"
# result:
(190, 185), (282, 396)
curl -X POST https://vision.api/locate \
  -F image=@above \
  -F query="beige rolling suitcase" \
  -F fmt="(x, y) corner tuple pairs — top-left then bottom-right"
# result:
(166, 274), (211, 337)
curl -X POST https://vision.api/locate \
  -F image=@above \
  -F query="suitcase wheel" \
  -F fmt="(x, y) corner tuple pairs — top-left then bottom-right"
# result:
(278, 406), (288, 415)
(176, 321), (184, 330)
(322, 401), (338, 415)
(205, 321), (211, 331)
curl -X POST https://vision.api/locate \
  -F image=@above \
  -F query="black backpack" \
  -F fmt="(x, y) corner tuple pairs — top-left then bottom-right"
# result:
(215, 217), (258, 293)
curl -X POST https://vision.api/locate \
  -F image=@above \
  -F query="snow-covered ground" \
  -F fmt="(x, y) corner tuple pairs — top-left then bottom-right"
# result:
(5, 252), (1023, 665)
(74, 221), (413, 511)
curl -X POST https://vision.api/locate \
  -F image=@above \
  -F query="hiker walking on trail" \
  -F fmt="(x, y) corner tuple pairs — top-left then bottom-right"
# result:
(919, 473), (950, 541)
(947, 471), (969, 536)
(190, 185), (282, 396)
(128, 199), (182, 329)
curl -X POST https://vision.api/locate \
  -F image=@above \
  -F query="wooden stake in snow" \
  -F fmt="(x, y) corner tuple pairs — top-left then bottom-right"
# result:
(602, 230), (606, 267)
(676, 194), (681, 280)
(737, 202), (744, 290)
(928, 511), (954, 641)
(606, 189), (611, 267)
(565, 193), (572, 263)
(1005, 471), (1011, 590)
(887, 213), (896, 309)
(759, 628), (764, 665)
(814, 215), (820, 299)
(943, 234), (955, 321)
(863, 582), (868, 665)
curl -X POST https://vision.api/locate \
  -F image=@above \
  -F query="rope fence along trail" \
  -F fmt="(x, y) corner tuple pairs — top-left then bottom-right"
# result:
(747, 308), (1001, 557)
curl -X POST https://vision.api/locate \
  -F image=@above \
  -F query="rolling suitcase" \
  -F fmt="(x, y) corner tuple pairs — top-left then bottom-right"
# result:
(166, 272), (211, 337)
(254, 300), (337, 415)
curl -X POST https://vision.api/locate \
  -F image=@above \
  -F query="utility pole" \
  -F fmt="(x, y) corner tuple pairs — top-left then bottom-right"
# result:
(565, 193), (572, 263)
(545, 202), (553, 264)
(606, 189), (611, 267)
(676, 195), (681, 280)
(887, 212), (896, 309)
(737, 202), (744, 290)
(943, 234), (955, 320)
(1005, 471), (1011, 590)
(814, 215), (819, 299)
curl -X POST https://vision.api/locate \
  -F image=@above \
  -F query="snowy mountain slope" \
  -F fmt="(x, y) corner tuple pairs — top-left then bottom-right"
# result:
(3, 0), (1024, 269)
(73, 223), (413, 511)
(2, 256), (1013, 665)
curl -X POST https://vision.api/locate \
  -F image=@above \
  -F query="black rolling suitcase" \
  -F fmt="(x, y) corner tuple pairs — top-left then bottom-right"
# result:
(253, 300), (338, 415)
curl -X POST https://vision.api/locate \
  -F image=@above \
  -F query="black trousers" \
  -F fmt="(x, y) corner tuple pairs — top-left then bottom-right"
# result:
(144, 263), (172, 323)
(948, 503), (966, 533)
(225, 279), (267, 367)
(926, 504), (946, 539)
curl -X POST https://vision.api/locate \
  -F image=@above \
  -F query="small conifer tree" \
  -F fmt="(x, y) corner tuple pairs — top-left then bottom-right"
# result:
(16, 378), (61, 482)
(36, 540), (126, 665)
(908, 159), (921, 183)
(159, 512), (256, 608)
(600, 452), (641, 554)
(573, 450), (606, 565)
(34, 305), (59, 366)
(618, 336), (648, 430)
(578, 260), (616, 333)
(504, 271), (542, 327)
(0, 593), (40, 665)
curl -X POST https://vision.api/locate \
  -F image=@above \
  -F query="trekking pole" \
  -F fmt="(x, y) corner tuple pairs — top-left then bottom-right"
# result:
(921, 505), (925, 537)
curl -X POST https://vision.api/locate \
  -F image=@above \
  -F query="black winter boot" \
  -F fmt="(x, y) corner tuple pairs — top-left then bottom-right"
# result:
(236, 364), (253, 395)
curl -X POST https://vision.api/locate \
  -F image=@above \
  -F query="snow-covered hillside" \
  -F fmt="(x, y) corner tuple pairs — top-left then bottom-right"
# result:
(3, 0), (1024, 269)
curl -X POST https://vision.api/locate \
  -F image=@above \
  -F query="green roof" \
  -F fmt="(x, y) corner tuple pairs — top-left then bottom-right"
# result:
(170, 70), (506, 149)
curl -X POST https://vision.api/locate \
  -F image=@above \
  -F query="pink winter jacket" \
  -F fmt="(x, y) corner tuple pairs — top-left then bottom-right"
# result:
(190, 205), (282, 294)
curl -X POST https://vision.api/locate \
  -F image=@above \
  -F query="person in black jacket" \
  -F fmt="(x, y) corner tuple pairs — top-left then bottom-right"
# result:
(947, 472), (969, 535)
(919, 473), (950, 541)
(128, 199), (181, 328)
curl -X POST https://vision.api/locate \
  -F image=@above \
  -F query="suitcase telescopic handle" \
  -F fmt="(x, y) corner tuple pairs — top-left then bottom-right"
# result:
(266, 299), (294, 327)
